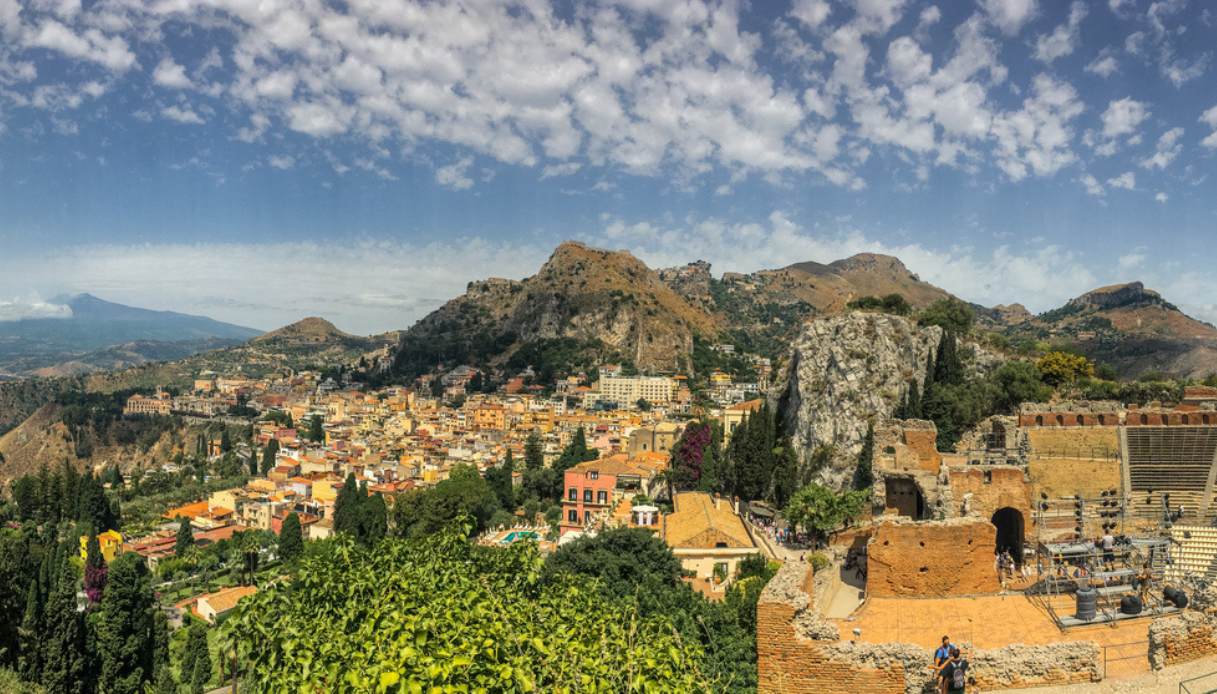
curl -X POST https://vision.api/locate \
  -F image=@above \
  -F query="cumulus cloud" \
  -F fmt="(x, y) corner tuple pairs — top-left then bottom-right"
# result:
(981, 0), (1038, 35)
(1079, 173), (1104, 196)
(1201, 104), (1217, 148)
(1106, 171), (1135, 190)
(152, 58), (192, 89)
(1034, 2), (1087, 63)
(1155, 192), (1168, 203)
(1084, 51), (1119, 78)
(435, 157), (475, 190)
(161, 104), (203, 125)
(0, 295), (73, 321)
(1095, 97), (1149, 154)
(1140, 127), (1184, 169)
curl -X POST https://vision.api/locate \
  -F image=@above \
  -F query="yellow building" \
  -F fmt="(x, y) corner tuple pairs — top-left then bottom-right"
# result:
(721, 399), (764, 442)
(80, 529), (123, 563)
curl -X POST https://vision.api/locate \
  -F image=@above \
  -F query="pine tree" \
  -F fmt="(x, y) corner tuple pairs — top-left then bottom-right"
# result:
(278, 512), (304, 562)
(96, 553), (158, 693)
(308, 415), (325, 443)
(62, 460), (80, 521)
(175, 517), (194, 558)
(524, 432), (544, 471)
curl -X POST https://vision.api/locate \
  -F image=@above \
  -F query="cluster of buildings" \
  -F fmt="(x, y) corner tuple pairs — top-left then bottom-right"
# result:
(118, 364), (771, 595)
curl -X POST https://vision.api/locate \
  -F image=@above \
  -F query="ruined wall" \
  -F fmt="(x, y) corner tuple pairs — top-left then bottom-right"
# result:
(946, 467), (1032, 523)
(758, 558), (1102, 693)
(757, 561), (909, 694)
(1127, 410), (1217, 426)
(1149, 611), (1217, 670)
(867, 518), (1000, 597)
(969, 643), (1101, 690)
(874, 419), (942, 474)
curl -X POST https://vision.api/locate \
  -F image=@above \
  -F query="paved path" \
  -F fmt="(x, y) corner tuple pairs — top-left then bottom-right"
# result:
(1000, 654), (1217, 693)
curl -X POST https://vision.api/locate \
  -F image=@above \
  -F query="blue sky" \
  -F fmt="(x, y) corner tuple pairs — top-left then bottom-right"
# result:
(0, 0), (1214, 334)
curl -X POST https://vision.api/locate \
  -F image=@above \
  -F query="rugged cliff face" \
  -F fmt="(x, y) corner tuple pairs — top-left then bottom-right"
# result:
(777, 313), (942, 490)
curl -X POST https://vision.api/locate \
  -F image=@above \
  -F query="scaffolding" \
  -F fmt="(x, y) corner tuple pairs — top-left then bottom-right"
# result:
(1030, 494), (1178, 629)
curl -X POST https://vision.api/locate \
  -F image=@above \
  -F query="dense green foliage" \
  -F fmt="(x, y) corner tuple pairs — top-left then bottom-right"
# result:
(333, 474), (388, 545)
(917, 297), (976, 334)
(544, 528), (769, 690)
(846, 293), (912, 316)
(784, 484), (868, 538)
(392, 465), (500, 538)
(224, 528), (711, 692)
(720, 403), (798, 506)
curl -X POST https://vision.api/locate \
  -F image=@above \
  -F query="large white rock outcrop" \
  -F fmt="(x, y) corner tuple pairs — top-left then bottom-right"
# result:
(776, 313), (942, 490)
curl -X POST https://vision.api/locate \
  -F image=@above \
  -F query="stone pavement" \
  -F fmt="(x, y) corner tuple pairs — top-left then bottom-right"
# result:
(834, 592), (1155, 680)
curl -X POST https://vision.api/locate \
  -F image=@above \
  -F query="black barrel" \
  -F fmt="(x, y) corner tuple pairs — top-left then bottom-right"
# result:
(1120, 595), (1143, 615)
(1075, 586), (1098, 621)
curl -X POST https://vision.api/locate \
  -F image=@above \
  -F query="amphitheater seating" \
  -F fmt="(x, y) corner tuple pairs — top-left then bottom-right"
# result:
(1125, 427), (1217, 493)
(1167, 526), (1217, 582)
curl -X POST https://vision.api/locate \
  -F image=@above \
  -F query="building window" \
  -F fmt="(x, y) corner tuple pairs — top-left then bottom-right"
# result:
(588, 471), (598, 480)
(584, 489), (593, 502)
(584, 511), (592, 523)
(568, 487), (577, 501)
(567, 510), (577, 523)
(597, 490), (607, 504)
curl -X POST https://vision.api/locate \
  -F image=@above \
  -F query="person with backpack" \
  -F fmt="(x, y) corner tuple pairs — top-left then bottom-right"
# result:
(940, 646), (970, 693)
(930, 636), (954, 693)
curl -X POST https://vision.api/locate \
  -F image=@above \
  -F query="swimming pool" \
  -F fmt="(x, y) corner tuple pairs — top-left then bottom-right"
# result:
(500, 530), (539, 544)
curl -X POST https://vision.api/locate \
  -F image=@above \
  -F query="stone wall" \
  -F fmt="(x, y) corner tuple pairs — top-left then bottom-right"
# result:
(1149, 611), (1217, 669)
(757, 559), (1103, 693)
(867, 518), (1000, 597)
(969, 643), (1101, 690)
(946, 467), (1032, 524)
(1027, 457), (1122, 499)
(757, 561), (909, 694)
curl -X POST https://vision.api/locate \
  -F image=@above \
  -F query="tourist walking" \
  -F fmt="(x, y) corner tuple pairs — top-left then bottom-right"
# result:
(940, 647), (970, 693)
(930, 636), (954, 693)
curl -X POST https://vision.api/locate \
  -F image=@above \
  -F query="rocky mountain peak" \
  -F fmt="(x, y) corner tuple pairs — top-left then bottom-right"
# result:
(256, 317), (349, 343)
(829, 252), (914, 278)
(1067, 282), (1169, 311)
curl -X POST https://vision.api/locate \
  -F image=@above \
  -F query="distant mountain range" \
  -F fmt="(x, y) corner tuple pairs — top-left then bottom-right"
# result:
(0, 293), (261, 378)
(387, 241), (1217, 382)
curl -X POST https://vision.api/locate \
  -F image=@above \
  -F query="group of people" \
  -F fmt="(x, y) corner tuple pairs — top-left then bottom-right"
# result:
(930, 636), (970, 693)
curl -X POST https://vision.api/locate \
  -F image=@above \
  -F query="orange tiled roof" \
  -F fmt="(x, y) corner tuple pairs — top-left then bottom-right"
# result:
(163, 500), (209, 520)
(199, 585), (257, 615)
(662, 492), (754, 550)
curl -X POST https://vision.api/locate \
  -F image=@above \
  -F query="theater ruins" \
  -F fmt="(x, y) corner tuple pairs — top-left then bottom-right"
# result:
(758, 385), (1217, 692)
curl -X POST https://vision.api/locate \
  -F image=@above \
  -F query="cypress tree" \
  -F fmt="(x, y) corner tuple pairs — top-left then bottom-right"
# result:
(854, 423), (875, 490)
(62, 460), (80, 521)
(361, 494), (387, 546)
(41, 553), (87, 694)
(84, 532), (108, 604)
(933, 331), (963, 385)
(96, 553), (158, 693)
(488, 450), (515, 510)
(186, 623), (210, 694)
(18, 578), (43, 682)
(278, 512), (304, 562)
(333, 473), (361, 537)
(220, 429), (232, 453)
(907, 380), (922, 419)
(175, 517), (194, 558)
(524, 432), (543, 470)
(260, 439), (280, 476)
(308, 415), (324, 443)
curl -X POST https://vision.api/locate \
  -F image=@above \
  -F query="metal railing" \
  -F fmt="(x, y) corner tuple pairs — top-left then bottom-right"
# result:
(1180, 671), (1217, 694)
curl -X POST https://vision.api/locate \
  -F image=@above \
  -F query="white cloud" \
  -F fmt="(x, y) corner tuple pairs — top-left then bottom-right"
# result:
(1154, 192), (1168, 203)
(1099, 97), (1150, 140)
(268, 155), (296, 170)
(1201, 104), (1217, 148)
(152, 57), (192, 89)
(161, 105), (203, 125)
(0, 295), (73, 321)
(790, 0), (831, 29)
(1140, 127), (1184, 169)
(1084, 51), (1119, 78)
(25, 19), (135, 73)
(981, 0), (1038, 35)
(1079, 173), (1104, 196)
(1106, 171), (1135, 190)
(1118, 251), (1144, 269)
(1034, 2), (1087, 63)
(990, 74), (1084, 181)
(435, 157), (474, 190)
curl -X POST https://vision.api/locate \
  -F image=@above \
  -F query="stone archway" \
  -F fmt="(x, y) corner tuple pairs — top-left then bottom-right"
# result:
(991, 507), (1025, 567)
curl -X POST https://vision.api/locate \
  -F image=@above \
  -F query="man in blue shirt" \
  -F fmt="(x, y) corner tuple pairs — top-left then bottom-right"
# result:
(931, 635), (955, 693)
